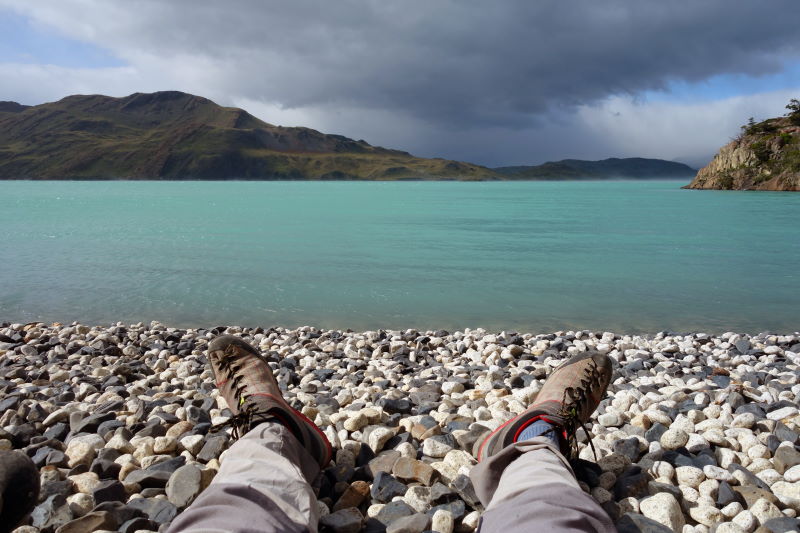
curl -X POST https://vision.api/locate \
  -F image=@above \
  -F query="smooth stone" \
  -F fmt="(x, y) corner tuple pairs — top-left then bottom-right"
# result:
(119, 517), (159, 533)
(124, 468), (172, 488)
(614, 467), (652, 500)
(367, 451), (401, 479)
(392, 457), (435, 485)
(333, 480), (371, 512)
(659, 429), (689, 450)
(639, 492), (684, 531)
(319, 507), (364, 533)
(774, 446), (800, 474)
(784, 465), (800, 483)
(615, 512), (673, 533)
(68, 471), (100, 494)
(426, 500), (465, 520)
(374, 500), (415, 525)
(126, 497), (178, 524)
(749, 497), (784, 524)
(53, 510), (117, 533)
(196, 436), (227, 462)
(92, 501), (147, 525)
(771, 481), (800, 511)
(431, 508), (454, 533)
(422, 434), (456, 458)
(91, 479), (126, 503)
(759, 516), (800, 532)
(165, 464), (203, 509)
(385, 513), (429, 533)
(767, 407), (799, 421)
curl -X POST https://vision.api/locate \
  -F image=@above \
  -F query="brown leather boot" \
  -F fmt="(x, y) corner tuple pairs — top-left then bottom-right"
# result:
(475, 350), (613, 461)
(208, 335), (332, 468)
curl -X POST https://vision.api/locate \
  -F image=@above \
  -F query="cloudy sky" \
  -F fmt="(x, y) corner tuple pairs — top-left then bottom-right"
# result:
(1, 1), (799, 168)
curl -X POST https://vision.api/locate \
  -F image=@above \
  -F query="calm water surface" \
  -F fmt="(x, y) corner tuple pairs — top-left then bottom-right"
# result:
(1, 180), (798, 334)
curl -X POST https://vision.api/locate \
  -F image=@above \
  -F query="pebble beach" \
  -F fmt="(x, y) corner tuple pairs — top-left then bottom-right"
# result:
(2, 322), (799, 533)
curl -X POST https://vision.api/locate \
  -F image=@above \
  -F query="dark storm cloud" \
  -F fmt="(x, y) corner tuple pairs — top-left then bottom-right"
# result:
(83, 0), (800, 128)
(2, 0), (800, 164)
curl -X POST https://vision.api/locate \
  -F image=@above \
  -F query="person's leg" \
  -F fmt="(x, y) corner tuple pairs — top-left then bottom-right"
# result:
(471, 351), (616, 532)
(167, 421), (320, 533)
(168, 335), (332, 533)
(471, 437), (615, 532)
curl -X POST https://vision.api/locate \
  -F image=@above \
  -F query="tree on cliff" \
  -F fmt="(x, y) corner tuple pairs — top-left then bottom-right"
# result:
(786, 98), (800, 125)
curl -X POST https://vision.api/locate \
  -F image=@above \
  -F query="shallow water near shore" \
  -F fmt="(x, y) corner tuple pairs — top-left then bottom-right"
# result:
(1, 180), (798, 333)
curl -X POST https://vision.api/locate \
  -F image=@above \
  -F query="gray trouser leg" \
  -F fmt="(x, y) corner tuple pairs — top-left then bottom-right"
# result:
(167, 422), (320, 533)
(470, 437), (616, 532)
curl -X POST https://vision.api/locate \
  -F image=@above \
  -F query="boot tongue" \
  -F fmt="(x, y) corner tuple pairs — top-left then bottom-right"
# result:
(241, 396), (303, 443)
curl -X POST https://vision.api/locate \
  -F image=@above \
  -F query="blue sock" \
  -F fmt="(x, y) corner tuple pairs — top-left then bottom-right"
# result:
(517, 418), (561, 446)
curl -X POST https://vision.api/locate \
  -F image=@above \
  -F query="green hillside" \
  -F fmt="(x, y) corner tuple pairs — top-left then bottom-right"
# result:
(0, 91), (498, 180)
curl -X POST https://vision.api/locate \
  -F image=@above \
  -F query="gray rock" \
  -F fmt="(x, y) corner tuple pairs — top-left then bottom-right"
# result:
(385, 513), (429, 533)
(197, 436), (227, 462)
(127, 497), (178, 524)
(370, 471), (408, 502)
(760, 516), (800, 533)
(613, 438), (642, 461)
(124, 468), (172, 488)
(91, 479), (126, 503)
(426, 499), (465, 520)
(53, 511), (117, 533)
(773, 446), (800, 473)
(615, 512), (673, 533)
(119, 517), (159, 533)
(367, 451), (401, 479)
(31, 494), (73, 531)
(319, 507), (363, 533)
(166, 464), (203, 509)
(452, 474), (481, 509)
(614, 467), (651, 500)
(374, 500), (415, 525)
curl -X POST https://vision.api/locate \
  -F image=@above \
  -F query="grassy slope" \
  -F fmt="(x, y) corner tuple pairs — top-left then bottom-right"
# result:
(0, 92), (499, 180)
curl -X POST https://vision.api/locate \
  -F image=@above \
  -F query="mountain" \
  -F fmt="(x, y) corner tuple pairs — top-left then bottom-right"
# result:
(0, 91), (498, 180)
(494, 157), (696, 180)
(0, 102), (29, 113)
(684, 106), (800, 191)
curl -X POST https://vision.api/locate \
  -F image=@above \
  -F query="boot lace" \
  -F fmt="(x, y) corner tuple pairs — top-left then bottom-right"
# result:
(556, 357), (605, 461)
(208, 347), (274, 440)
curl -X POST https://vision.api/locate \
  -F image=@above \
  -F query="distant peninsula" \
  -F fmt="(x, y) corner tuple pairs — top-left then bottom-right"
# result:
(684, 99), (800, 191)
(1, 91), (692, 181)
(494, 158), (695, 180)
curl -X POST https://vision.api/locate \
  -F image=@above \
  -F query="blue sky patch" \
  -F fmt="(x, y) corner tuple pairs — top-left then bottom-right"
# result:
(0, 10), (124, 68)
(646, 61), (800, 103)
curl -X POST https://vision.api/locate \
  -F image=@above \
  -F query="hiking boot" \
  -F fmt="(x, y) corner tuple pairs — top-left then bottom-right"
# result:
(475, 350), (612, 462)
(208, 335), (332, 468)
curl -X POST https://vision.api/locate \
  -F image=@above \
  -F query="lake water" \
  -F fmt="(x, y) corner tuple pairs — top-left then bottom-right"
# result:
(1, 180), (798, 334)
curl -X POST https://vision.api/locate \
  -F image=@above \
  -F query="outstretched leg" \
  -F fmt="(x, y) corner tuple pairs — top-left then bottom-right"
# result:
(168, 335), (331, 533)
(471, 351), (616, 532)
(168, 421), (320, 533)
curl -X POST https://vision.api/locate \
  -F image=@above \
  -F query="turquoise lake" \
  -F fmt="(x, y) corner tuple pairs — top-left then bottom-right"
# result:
(1, 180), (798, 334)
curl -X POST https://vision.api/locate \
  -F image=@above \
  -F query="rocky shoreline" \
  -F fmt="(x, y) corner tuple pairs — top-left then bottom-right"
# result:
(1, 322), (799, 533)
